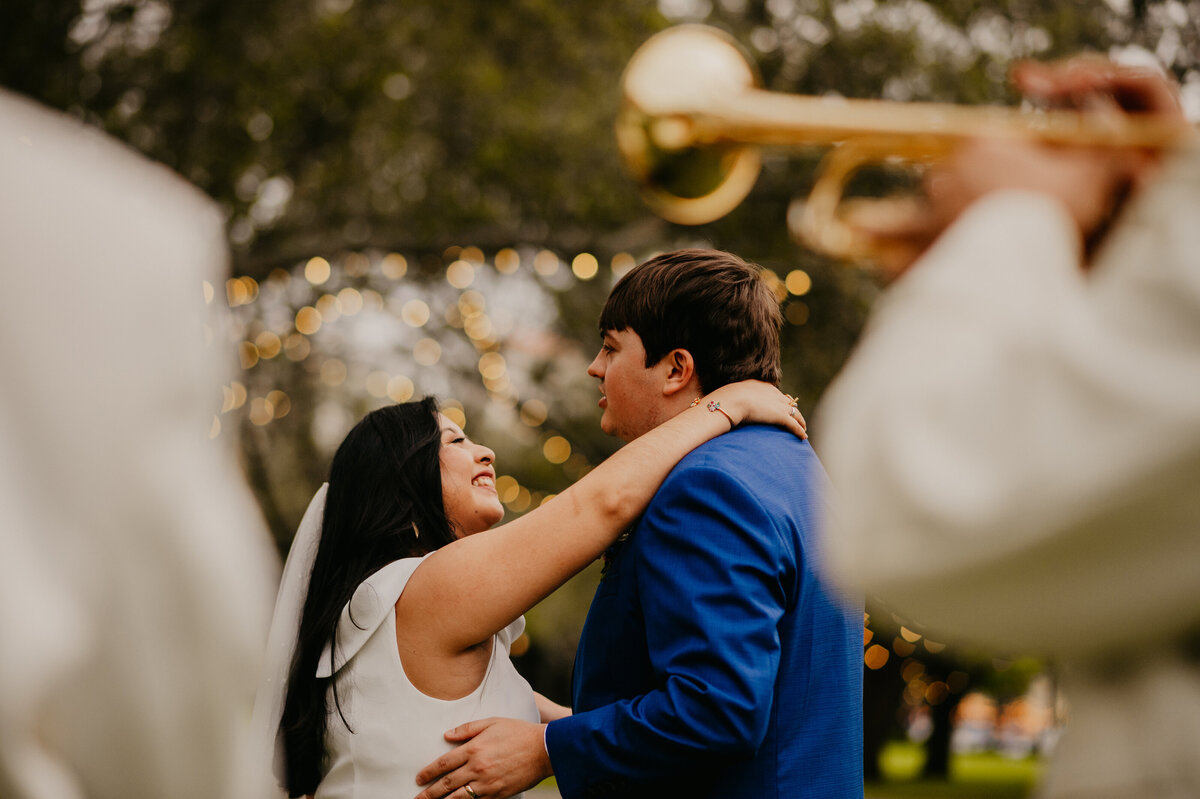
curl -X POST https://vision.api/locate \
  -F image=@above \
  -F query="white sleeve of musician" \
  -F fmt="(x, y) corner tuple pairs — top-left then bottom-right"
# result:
(815, 180), (1200, 658)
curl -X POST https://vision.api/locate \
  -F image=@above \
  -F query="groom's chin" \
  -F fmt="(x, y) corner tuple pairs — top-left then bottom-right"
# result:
(597, 413), (621, 441)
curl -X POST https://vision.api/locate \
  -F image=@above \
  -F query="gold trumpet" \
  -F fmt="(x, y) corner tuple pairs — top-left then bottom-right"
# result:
(616, 24), (1193, 263)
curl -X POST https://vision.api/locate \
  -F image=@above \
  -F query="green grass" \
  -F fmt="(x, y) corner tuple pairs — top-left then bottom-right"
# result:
(868, 742), (1043, 799)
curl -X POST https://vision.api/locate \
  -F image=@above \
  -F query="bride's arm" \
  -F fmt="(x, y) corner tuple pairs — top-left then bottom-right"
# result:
(535, 692), (571, 723)
(398, 380), (804, 652)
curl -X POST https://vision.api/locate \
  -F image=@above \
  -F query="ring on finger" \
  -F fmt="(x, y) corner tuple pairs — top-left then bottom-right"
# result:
(464, 784), (480, 799)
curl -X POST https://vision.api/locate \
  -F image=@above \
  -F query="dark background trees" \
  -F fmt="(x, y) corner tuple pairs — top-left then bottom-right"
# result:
(5, 0), (1194, 782)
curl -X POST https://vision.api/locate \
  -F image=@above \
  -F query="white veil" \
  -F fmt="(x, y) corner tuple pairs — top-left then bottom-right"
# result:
(250, 484), (328, 797)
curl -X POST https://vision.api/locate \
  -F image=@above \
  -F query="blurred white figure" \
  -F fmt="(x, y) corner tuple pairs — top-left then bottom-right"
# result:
(0, 89), (277, 799)
(817, 61), (1200, 799)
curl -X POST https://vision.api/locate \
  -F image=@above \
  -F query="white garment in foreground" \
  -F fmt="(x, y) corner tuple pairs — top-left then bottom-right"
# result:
(0, 89), (277, 799)
(817, 149), (1200, 799)
(315, 558), (539, 799)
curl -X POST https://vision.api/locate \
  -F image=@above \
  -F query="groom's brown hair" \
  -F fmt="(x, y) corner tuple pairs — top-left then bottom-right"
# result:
(598, 248), (782, 392)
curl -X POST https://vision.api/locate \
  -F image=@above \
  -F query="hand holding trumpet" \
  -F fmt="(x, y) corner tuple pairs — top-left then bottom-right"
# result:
(866, 58), (1190, 276)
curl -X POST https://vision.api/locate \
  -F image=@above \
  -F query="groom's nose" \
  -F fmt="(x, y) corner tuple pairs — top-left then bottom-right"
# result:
(587, 351), (605, 378)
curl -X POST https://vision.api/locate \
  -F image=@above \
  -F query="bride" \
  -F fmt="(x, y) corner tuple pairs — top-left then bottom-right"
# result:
(254, 382), (805, 798)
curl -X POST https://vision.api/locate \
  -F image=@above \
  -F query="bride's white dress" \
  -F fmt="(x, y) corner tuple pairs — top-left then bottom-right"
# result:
(314, 557), (539, 799)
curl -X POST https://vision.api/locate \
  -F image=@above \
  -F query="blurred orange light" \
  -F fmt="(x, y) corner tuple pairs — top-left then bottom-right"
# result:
(495, 248), (521, 274)
(864, 645), (890, 670)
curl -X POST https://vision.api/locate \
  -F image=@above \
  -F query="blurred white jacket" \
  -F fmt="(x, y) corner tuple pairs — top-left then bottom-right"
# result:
(817, 149), (1200, 798)
(0, 90), (278, 799)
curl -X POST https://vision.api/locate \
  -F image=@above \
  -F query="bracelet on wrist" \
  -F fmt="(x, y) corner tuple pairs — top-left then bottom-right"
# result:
(690, 396), (735, 430)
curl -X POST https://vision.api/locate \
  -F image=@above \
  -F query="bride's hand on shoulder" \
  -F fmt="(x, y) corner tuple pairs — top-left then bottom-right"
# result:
(704, 380), (807, 439)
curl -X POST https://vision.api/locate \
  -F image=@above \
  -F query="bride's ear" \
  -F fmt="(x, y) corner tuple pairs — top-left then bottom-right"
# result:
(660, 348), (697, 398)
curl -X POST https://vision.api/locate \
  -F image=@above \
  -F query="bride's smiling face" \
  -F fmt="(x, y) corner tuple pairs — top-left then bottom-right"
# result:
(438, 415), (504, 537)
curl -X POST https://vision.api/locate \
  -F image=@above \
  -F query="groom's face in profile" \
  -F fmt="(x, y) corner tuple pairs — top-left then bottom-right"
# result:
(587, 327), (671, 444)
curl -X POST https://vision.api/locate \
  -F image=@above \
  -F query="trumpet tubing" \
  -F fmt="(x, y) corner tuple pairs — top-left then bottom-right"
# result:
(616, 24), (1193, 262)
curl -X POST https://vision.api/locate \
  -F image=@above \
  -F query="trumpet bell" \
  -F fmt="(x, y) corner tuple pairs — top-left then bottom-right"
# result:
(615, 25), (762, 225)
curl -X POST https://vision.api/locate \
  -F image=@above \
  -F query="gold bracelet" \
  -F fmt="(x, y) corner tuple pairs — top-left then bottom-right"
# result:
(705, 400), (735, 429)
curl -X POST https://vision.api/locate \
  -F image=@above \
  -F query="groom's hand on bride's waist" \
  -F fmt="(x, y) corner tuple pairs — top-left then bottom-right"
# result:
(413, 717), (551, 799)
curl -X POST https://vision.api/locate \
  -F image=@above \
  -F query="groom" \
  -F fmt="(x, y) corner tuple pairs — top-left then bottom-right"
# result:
(415, 249), (863, 799)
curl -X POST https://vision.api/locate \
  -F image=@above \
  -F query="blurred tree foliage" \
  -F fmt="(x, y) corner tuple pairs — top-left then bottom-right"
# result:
(4, 0), (1194, 776)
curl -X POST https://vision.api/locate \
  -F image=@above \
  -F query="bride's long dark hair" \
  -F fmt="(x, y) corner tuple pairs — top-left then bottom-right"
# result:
(279, 398), (459, 796)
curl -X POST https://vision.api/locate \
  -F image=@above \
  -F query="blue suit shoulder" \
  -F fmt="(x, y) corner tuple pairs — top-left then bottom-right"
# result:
(667, 424), (826, 492)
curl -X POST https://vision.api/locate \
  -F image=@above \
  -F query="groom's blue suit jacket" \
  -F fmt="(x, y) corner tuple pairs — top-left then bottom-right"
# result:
(545, 425), (863, 798)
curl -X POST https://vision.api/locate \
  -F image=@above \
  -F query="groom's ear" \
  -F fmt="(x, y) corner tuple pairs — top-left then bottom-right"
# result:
(660, 348), (697, 398)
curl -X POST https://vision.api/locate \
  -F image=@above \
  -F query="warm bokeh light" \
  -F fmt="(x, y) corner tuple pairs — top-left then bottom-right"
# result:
(786, 302), (809, 325)
(571, 253), (599, 280)
(250, 397), (274, 426)
(458, 290), (486, 315)
(464, 314), (493, 341)
(295, 306), (322, 334)
(495, 475), (520, 503)
(925, 681), (950, 705)
(519, 399), (548, 427)
(900, 626), (922, 643)
(482, 373), (510, 392)
(255, 330), (282, 359)
(221, 382), (247, 413)
(337, 287), (364, 315)
(381, 253), (408, 279)
(401, 299), (430, 327)
(533, 250), (559, 276)
(543, 435), (571, 464)
(320, 358), (347, 386)
(495, 248), (520, 274)
(785, 269), (812, 296)
(362, 289), (384, 311)
(387, 375), (415, 402)
(761, 269), (787, 302)
(924, 640), (947, 654)
(413, 338), (441, 365)
(284, 333), (311, 361)
(316, 293), (342, 323)
(226, 276), (259, 307)
(509, 487), (532, 512)
(478, 352), (506, 380)
(893, 636), (917, 657)
(239, 341), (260, 370)
(460, 245), (484, 264)
(905, 679), (928, 704)
(305, 256), (331, 285)
(446, 259), (475, 288)
(611, 252), (636, 277)
(267, 389), (291, 418)
(344, 252), (370, 277)
(442, 405), (466, 429)
(209, 415), (221, 438)
(366, 370), (391, 397)
(202, 280), (214, 304)
(864, 644), (890, 670)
